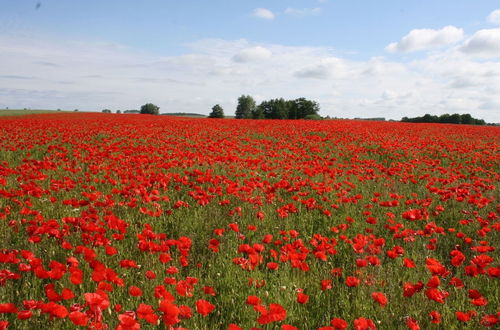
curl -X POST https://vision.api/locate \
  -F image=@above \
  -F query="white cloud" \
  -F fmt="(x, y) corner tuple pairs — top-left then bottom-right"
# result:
(460, 28), (500, 57)
(284, 7), (322, 17)
(487, 9), (500, 24)
(232, 46), (272, 63)
(386, 26), (464, 52)
(253, 8), (275, 20)
(294, 57), (349, 79)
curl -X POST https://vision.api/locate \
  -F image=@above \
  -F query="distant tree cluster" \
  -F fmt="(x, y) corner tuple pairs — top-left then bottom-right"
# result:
(101, 109), (112, 113)
(235, 95), (320, 120)
(401, 113), (486, 125)
(140, 103), (160, 115)
(208, 104), (225, 118)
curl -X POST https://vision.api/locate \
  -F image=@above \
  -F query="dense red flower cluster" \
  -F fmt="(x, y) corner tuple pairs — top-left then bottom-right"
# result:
(0, 113), (498, 329)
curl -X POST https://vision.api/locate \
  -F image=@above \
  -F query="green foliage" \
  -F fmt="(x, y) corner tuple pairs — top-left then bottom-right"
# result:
(208, 104), (225, 118)
(251, 97), (321, 120)
(140, 103), (160, 115)
(235, 95), (256, 119)
(304, 113), (322, 120)
(251, 106), (265, 119)
(288, 97), (320, 119)
(101, 109), (112, 113)
(402, 113), (486, 125)
(256, 98), (290, 119)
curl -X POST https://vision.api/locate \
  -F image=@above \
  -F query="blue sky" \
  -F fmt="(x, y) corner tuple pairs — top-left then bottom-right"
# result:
(1, 0), (500, 121)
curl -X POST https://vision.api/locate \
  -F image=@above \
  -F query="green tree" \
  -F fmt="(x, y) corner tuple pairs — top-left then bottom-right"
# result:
(400, 113), (486, 125)
(235, 95), (255, 119)
(102, 109), (111, 113)
(290, 98), (320, 119)
(448, 113), (461, 124)
(208, 104), (225, 118)
(438, 113), (451, 123)
(459, 113), (473, 125)
(258, 98), (290, 119)
(251, 106), (265, 119)
(140, 103), (160, 115)
(473, 118), (486, 125)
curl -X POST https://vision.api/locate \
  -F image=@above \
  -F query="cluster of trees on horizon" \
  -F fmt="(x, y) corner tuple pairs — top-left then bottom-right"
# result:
(99, 102), (495, 126)
(209, 95), (321, 120)
(402, 113), (486, 125)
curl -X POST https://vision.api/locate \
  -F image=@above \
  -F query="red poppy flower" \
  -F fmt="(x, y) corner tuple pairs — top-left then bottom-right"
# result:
(456, 311), (474, 322)
(403, 258), (415, 268)
(196, 299), (215, 316)
(246, 295), (261, 306)
(406, 317), (420, 330)
(353, 317), (376, 330)
(129, 286), (142, 297)
(330, 317), (348, 329)
(69, 311), (89, 326)
(16, 310), (32, 320)
(346, 276), (361, 287)
(158, 300), (180, 325)
(371, 292), (388, 307)
(267, 262), (279, 270)
(429, 311), (441, 324)
(297, 292), (309, 304)
(321, 279), (332, 291)
(282, 325), (298, 330)
(256, 303), (287, 325)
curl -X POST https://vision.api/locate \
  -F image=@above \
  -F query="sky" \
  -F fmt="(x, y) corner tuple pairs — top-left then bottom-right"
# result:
(1, 1), (500, 122)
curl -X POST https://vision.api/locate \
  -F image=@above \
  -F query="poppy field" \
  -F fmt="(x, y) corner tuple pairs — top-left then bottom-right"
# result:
(0, 113), (498, 329)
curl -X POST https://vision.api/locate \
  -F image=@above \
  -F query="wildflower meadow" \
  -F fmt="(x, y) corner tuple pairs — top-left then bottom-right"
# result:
(0, 113), (498, 329)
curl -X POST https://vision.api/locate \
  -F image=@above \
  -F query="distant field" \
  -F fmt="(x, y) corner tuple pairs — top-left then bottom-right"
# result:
(0, 109), (77, 116)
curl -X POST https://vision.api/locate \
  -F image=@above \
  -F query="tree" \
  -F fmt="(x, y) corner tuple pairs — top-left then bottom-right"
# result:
(251, 106), (265, 119)
(448, 113), (461, 124)
(235, 95), (256, 119)
(208, 104), (225, 118)
(102, 109), (111, 113)
(258, 98), (290, 119)
(460, 113), (473, 125)
(401, 113), (486, 125)
(140, 103), (160, 115)
(290, 98), (320, 119)
(439, 113), (451, 123)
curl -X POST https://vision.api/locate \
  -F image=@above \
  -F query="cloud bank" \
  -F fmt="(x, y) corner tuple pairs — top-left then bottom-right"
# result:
(386, 26), (464, 52)
(0, 26), (499, 122)
(460, 28), (500, 58)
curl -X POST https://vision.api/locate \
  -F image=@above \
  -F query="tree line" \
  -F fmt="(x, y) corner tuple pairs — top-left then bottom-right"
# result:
(209, 95), (321, 119)
(401, 113), (486, 125)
